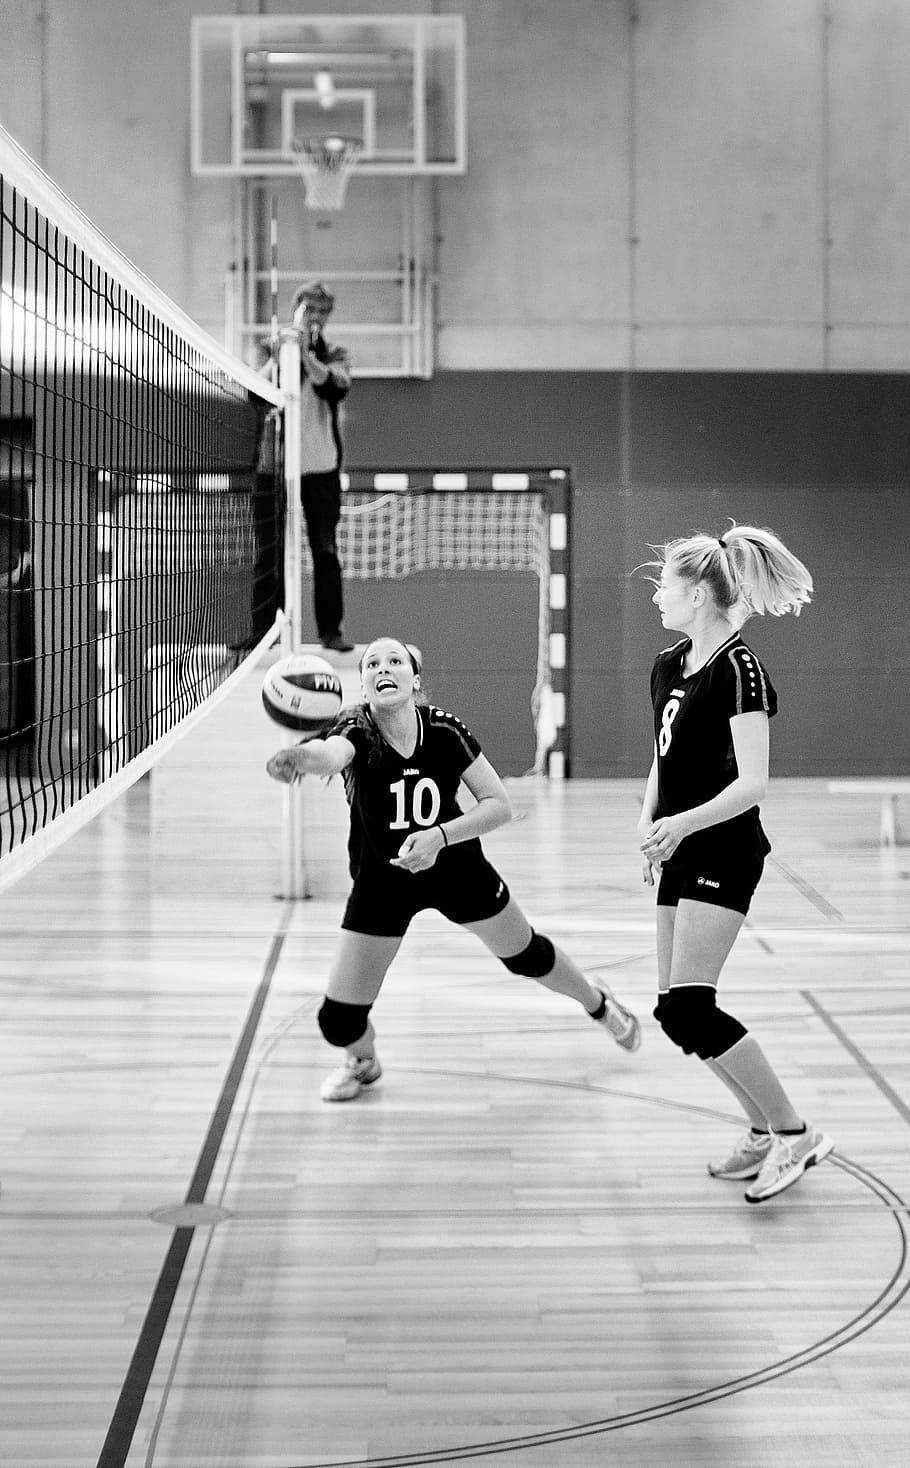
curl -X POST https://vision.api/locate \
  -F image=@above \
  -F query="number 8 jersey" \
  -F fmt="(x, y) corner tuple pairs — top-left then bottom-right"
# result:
(650, 632), (778, 869)
(328, 703), (484, 880)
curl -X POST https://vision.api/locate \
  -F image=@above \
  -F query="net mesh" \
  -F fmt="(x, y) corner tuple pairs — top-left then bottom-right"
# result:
(291, 135), (362, 211)
(330, 489), (548, 580)
(1, 133), (283, 881)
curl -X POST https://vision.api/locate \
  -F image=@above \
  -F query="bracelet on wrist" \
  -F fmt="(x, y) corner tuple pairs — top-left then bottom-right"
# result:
(437, 824), (449, 847)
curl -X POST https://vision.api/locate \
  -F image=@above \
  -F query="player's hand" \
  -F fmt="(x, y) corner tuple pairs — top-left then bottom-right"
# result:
(640, 814), (689, 864)
(637, 817), (660, 885)
(266, 748), (308, 784)
(389, 828), (445, 873)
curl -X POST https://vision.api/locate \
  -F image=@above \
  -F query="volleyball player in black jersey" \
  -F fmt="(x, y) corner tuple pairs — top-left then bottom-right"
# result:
(639, 525), (833, 1203)
(268, 636), (640, 1101)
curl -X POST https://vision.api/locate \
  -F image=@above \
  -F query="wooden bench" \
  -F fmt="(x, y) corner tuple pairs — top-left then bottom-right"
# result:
(827, 780), (910, 846)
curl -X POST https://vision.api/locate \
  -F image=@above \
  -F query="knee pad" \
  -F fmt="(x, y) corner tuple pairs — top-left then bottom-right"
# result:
(652, 992), (670, 1026)
(318, 996), (372, 1049)
(501, 930), (555, 979)
(657, 985), (747, 1060)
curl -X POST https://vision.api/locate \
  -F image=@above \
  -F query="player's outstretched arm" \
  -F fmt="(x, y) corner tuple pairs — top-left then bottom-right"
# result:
(266, 734), (354, 784)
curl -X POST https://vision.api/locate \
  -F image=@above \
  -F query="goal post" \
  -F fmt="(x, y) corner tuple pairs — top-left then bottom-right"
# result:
(310, 467), (573, 779)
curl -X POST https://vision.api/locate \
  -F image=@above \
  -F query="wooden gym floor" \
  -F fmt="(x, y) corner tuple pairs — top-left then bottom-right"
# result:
(0, 658), (908, 1468)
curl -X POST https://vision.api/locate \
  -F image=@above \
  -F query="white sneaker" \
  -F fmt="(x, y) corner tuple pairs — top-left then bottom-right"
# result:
(744, 1123), (834, 1203)
(591, 986), (641, 1052)
(320, 1054), (382, 1103)
(707, 1128), (773, 1180)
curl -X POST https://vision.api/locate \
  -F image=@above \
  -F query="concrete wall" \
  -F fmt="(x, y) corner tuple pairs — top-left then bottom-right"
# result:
(4, 1), (910, 371)
(1, 3), (908, 775)
(349, 370), (910, 777)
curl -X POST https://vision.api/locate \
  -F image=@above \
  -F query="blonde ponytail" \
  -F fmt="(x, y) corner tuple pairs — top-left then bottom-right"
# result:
(645, 523), (812, 621)
(720, 524), (813, 617)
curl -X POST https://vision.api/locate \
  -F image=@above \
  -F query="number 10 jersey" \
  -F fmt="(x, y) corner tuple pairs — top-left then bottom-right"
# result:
(330, 703), (483, 881)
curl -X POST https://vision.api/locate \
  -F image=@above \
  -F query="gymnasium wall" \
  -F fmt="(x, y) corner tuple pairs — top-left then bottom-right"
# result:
(349, 370), (910, 777)
(4, 1), (910, 371)
(2, 2), (909, 775)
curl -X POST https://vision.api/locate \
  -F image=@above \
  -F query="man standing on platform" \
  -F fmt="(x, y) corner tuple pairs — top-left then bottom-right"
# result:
(292, 280), (354, 653)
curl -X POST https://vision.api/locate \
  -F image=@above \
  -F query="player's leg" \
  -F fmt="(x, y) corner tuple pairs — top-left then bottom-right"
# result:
(655, 893), (775, 1177)
(318, 927), (403, 1102)
(302, 471), (348, 649)
(464, 896), (640, 1052)
(665, 898), (800, 1126)
(659, 894), (832, 1194)
(655, 893), (762, 1134)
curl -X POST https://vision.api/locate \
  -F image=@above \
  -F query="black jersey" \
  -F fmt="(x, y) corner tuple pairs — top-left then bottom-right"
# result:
(328, 703), (484, 880)
(650, 632), (777, 868)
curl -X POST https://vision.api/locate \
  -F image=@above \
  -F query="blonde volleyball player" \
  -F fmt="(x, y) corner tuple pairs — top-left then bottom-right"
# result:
(267, 636), (640, 1101)
(640, 526), (833, 1203)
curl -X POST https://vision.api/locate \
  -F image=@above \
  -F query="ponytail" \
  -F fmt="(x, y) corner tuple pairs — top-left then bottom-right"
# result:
(720, 524), (813, 617)
(646, 523), (812, 621)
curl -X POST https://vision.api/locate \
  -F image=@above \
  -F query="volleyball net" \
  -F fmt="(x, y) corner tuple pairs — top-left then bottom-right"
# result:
(0, 124), (283, 890)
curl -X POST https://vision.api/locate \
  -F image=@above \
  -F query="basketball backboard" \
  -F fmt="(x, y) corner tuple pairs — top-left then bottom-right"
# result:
(191, 13), (466, 176)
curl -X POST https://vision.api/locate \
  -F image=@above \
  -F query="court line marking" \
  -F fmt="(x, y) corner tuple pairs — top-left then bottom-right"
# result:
(95, 905), (293, 1468)
(140, 994), (323, 1468)
(767, 854), (844, 921)
(803, 989), (910, 1129)
(288, 1170), (908, 1468)
(89, 946), (908, 1464)
(254, 1083), (905, 1468)
(140, 1007), (910, 1468)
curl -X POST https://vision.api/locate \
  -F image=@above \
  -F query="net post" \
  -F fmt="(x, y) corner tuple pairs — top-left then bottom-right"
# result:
(278, 327), (303, 653)
(278, 327), (308, 898)
(269, 196), (279, 371)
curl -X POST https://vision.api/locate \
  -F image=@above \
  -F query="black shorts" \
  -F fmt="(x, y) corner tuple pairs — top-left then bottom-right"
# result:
(656, 853), (765, 917)
(342, 853), (511, 937)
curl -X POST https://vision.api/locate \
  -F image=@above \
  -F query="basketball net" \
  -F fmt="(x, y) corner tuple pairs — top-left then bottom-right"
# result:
(291, 135), (362, 211)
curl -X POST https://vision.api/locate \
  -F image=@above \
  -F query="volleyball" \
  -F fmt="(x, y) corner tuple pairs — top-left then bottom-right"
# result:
(261, 654), (343, 732)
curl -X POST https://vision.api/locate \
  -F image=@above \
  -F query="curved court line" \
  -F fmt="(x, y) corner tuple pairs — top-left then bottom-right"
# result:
(279, 1143), (908, 1468)
(144, 1021), (910, 1468)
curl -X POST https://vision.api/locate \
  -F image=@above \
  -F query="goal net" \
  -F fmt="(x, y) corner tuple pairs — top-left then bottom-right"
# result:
(302, 470), (570, 776)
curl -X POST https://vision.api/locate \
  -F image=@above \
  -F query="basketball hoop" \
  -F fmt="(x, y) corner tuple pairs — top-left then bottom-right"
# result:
(291, 135), (362, 211)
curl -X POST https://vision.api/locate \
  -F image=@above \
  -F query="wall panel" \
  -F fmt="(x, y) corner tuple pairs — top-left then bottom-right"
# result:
(634, 0), (823, 325)
(6, 1), (910, 370)
(828, 0), (910, 322)
(352, 370), (910, 777)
